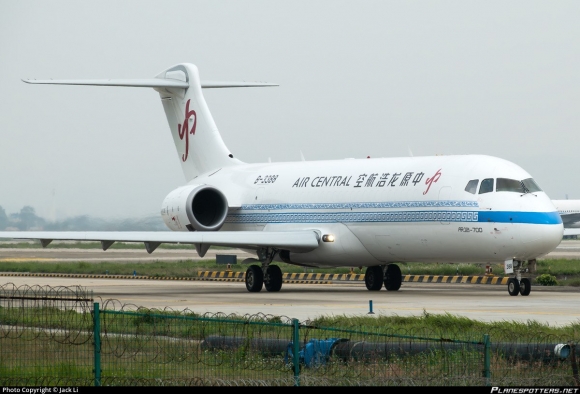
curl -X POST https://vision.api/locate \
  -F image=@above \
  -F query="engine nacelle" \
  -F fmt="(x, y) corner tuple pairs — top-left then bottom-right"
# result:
(161, 184), (228, 232)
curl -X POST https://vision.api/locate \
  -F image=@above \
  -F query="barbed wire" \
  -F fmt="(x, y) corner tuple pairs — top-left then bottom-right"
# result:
(1, 283), (578, 386)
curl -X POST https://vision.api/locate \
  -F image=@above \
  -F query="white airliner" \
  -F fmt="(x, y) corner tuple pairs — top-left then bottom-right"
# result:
(0, 63), (564, 296)
(552, 200), (580, 236)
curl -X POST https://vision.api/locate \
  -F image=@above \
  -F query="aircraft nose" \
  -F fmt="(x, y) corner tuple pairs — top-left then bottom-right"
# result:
(520, 223), (563, 258)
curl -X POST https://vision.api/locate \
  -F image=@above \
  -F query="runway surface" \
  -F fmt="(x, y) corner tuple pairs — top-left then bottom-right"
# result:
(0, 240), (579, 326)
(2, 275), (579, 326)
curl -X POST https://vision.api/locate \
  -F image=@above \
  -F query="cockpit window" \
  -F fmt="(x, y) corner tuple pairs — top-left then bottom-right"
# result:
(522, 178), (542, 193)
(496, 178), (543, 193)
(465, 179), (479, 194)
(479, 178), (494, 194)
(496, 178), (525, 193)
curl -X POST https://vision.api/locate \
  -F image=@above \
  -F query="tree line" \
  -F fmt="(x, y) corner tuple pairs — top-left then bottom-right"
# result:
(0, 206), (167, 231)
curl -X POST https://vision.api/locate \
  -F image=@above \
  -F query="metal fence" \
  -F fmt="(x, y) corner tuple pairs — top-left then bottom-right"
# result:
(0, 283), (578, 386)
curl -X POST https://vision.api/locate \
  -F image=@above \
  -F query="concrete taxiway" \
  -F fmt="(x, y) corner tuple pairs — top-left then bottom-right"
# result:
(1, 275), (579, 326)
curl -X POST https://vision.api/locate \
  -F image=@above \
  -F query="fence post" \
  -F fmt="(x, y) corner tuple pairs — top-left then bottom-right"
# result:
(93, 302), (101, 387)
(292, 318), (300, 387)
(483, 334), (491, 386)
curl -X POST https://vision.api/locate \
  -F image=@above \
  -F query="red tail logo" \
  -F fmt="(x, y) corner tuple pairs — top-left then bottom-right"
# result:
(178, 99), (197, 162)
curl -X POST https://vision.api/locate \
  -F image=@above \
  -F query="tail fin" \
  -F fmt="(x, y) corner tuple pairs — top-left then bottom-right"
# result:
(23, 63), (277, 181)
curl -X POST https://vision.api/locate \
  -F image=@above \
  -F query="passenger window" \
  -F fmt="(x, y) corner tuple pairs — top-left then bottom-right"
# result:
(497, 178), (525, 193)
(464, 179), (479, 194)
(479, 178), (494, 194)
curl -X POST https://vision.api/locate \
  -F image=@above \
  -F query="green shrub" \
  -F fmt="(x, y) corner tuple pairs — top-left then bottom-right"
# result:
(535, 274), (558, 286)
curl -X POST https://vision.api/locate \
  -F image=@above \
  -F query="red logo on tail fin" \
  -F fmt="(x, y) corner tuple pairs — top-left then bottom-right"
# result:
(178, 99), (197, 162)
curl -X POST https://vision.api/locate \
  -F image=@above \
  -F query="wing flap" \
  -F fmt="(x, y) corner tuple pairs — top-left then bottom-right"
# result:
(0, 231), (320, 254)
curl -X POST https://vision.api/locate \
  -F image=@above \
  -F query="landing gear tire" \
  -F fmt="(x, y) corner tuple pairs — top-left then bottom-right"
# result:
(384, 264), (402, 291)
(507, 278), (520, 296)
(519, 278), (531, 296)
(365, 266), (384, 291)
(264, 265), (283, 292)
(245, 265), (264, 292)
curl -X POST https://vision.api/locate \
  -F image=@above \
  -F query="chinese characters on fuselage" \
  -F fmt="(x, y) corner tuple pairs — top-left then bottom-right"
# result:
(291, 170), (435, 192)
(257, 169), (441, 195)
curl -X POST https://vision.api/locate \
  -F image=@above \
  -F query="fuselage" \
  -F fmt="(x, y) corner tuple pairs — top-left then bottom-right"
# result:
(162, 154), (563, 268)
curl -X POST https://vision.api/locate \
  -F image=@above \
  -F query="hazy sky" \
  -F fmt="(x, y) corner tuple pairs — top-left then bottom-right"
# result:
(1, 1), (579, 220)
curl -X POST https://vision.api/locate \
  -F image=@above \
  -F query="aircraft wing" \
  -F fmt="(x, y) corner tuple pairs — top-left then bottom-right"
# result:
(563, 228), (580, 236)
(559, 212), (580, 226)
(0, 231), (320, 257)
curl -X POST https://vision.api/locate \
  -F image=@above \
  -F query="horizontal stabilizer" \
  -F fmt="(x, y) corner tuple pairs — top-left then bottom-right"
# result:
(21, 79), (190, 88)
(200, 81), (278, 88)
(0, 230), (319, 253)
(22, 79), (278, 89)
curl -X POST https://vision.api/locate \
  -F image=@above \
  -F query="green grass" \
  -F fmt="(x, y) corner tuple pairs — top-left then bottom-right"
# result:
(535, 259), (580, 276)
(2, 305), (579, 340)
(309, 310), (580, 338)
(0, 260), (357, 277)
(0, 260), (213, 277)
(0, 307), (577, 386)
(559, 277), (580, 286)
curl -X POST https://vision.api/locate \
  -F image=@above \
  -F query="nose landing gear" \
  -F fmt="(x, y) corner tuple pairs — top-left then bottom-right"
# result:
(506, 260), (532, 296)
(519, 277), (531, 296)
(507, 278), (520, 296)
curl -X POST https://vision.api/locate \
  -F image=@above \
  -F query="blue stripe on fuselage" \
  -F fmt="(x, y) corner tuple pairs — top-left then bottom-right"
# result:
(477, 211), (561, 225)
(224, 210), (562, 225)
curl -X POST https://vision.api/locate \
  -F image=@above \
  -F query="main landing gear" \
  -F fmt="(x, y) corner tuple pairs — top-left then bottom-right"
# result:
(244, 247), (283, 293)
(507, 260), (531, 296)
(364, 264), (402, 292)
